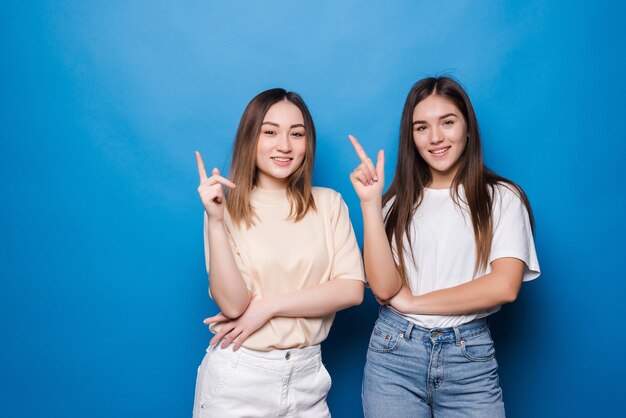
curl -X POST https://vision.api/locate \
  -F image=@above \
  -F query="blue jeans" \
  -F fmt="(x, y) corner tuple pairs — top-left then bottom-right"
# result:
(362, 306), (505, 418)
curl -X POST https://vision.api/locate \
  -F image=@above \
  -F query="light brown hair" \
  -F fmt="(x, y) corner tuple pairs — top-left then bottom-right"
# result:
(226, 88), (316, 227)
(384, 77), (534, 279)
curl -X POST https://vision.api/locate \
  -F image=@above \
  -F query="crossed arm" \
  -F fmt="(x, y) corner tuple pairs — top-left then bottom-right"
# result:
(198, 156), (363, 349)
(204, 204), (364, 349)
(205, 278), (364, 350)
(348, 135), (525, 317)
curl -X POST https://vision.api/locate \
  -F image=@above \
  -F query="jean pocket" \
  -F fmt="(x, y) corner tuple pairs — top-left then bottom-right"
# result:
(319, 362), (333, 394)
(367, 320), (403, 353)
(198, 351), (234, 410)
(459, 330), (496, 362)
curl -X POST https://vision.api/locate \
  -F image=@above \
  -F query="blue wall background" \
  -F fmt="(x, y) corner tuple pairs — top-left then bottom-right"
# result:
(2, 1), (625, 417)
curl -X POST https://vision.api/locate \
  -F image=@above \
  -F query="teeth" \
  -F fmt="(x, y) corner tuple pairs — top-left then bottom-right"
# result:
(431, 147), (450, 155)
(272, 157), (291, 162)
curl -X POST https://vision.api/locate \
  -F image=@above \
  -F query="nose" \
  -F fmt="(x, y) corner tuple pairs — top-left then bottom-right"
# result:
(276, 133), (292, 152)
(430, 126), (444, 144)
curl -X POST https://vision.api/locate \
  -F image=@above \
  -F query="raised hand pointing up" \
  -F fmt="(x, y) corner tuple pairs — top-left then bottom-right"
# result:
(348, 135), (385, 204)
(196, 151), (236, 223)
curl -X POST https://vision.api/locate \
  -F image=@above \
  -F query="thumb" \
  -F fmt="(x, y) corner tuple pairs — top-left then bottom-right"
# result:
(212, 168), (220, 176)
(203, 313), (228, 324)
(376, 149), (385, 178)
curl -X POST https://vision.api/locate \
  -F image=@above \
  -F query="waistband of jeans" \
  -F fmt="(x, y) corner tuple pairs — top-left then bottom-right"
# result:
(378, 305), (489, 343)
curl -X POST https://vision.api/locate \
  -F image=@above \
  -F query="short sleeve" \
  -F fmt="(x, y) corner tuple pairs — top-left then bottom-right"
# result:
(329, 193), (365, 282)
(489, 185), (540, 281)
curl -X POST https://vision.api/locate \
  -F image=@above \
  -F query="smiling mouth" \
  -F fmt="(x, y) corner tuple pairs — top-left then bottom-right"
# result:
(271, 157), (293, 162)
(429, 146), (451, 156)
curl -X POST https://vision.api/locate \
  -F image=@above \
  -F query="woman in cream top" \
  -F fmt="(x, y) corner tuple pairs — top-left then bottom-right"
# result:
(204, 186), (364, 350)
(193, 88), (364, 418)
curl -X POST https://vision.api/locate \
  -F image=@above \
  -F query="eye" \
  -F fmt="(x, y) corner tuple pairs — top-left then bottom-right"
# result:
(414, 125), (427, 132)
(263, 130), (276, 135)
(291, 131), (305, 138)
(443, 119), (454, 126)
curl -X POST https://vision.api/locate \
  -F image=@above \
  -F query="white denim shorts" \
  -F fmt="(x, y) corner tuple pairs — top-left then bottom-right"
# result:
(193, 344), (332, 417)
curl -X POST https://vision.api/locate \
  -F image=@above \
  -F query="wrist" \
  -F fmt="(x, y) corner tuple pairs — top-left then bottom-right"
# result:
(360, 199), (382, 211)
(264, 295), (281, 318)
(206, 216), (225, 229)
(407, 295), (421, 314)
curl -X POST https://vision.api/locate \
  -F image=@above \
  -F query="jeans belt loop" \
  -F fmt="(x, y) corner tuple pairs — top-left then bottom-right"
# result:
(404, 320), (414, 340)
(453, 325), (463, 346)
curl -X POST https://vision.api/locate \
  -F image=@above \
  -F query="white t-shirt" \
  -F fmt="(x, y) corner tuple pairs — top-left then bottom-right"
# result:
(385, 183), (540, 328)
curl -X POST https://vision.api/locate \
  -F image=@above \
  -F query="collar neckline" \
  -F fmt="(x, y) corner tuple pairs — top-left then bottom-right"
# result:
(250, 187), (289, 206)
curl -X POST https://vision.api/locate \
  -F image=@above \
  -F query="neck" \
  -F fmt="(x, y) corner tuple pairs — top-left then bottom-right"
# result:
(428, 170), (456, 189)
(256, 174), (288, 190)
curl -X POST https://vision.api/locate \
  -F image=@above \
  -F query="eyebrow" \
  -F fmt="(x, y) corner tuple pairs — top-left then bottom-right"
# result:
(262, 122), (305, 129)
(412, 113), (458, 125)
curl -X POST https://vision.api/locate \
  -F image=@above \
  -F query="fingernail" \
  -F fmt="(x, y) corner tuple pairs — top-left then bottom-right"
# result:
(373, 176), (379, 181)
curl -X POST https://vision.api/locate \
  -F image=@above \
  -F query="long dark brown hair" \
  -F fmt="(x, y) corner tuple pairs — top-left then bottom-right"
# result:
(383, 77), (534, 279)
(226, 88), (316, 227)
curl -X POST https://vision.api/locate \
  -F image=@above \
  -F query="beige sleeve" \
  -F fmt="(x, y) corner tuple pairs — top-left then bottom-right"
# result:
(329, 193), (366, 282)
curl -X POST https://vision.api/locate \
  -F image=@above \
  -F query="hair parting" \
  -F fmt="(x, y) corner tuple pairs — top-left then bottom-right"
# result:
(226, 88), (316, 227)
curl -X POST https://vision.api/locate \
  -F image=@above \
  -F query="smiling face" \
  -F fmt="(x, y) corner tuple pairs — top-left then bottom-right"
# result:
(255, 100), (307, 189)
(412, 93), (468, 189)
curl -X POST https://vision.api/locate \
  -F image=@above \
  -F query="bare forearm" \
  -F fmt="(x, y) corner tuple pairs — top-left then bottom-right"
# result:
(207, 220), (251, 318)
(361, 201), (403, 300)
(396, 258), (524, 315)
(410, 274), (519, 315)
(270, 279), (364, 318)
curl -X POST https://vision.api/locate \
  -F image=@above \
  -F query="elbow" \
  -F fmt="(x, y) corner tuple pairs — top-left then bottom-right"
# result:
(221, 303), (248, 319)
(351, 283), (365, 306)
(209, 286), (251, 319)
(500, 285), (520, 304)
(367, 272), (403, 301)
(219, 296), (251, 319)
(502, 291), (519, 304)
(372, 284), (402, 302)
(375, 290), (397, 302)
(342, 281), (364, 307)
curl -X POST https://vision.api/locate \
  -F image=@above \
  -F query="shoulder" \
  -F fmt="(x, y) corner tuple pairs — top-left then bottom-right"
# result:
(312, 186), (343, 204)
(312, 187), (349, 219)
(490, 182), (531, 220)
(492, 182), (525, 204)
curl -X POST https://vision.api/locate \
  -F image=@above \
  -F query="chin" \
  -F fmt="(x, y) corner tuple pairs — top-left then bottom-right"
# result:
(271, 170), (294, 179)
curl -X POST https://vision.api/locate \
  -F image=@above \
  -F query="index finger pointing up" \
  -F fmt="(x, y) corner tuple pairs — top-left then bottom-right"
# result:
(195, 151), (208, 182)
(348, 134), (369, 162)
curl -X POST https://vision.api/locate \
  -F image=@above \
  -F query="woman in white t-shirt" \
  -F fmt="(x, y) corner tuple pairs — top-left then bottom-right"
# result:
(349, 77), (540, 418)
(193, 88), (365, 417)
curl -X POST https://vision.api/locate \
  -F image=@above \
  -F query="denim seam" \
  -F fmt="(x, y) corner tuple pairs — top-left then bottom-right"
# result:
(459, 341), (496, 362)
(368, 327), (403, 353)
(459, 324), (489, 341)
(375, 316), (405, 333)
(204, 358), (233, 405)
